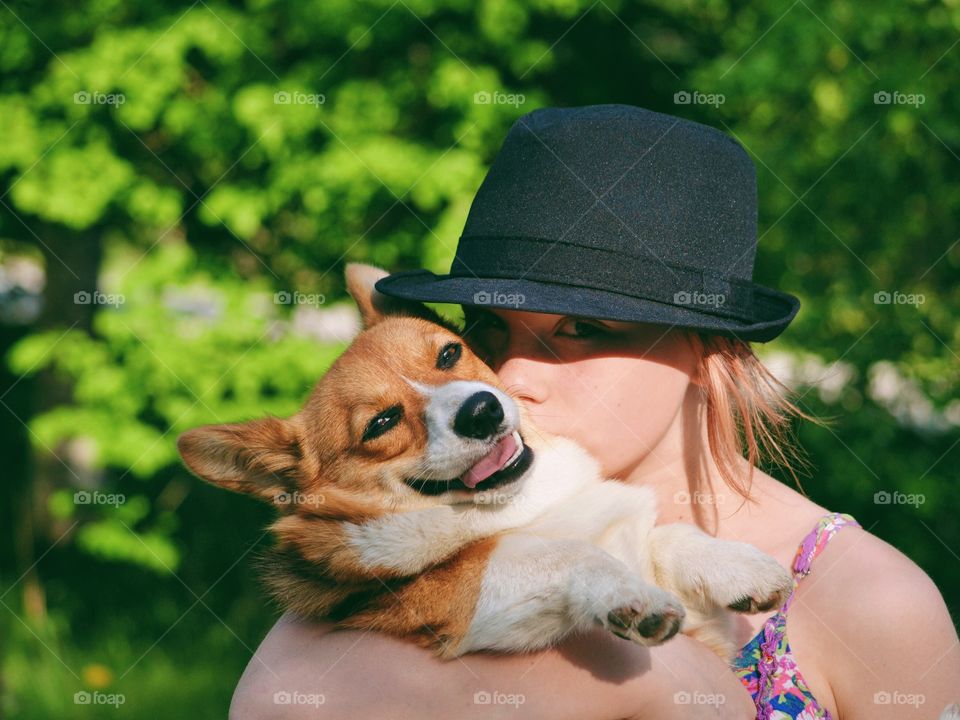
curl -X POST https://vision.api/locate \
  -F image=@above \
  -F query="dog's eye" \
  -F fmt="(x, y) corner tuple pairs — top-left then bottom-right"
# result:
(362, 405), (403, 442)
(436, 341), (462, 370)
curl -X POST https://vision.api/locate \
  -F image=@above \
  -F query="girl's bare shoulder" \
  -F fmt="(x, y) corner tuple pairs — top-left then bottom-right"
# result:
(793, 522), (960, 718)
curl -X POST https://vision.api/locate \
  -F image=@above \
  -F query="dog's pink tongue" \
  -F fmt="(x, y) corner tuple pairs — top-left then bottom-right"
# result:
(461, 434), (518, 488)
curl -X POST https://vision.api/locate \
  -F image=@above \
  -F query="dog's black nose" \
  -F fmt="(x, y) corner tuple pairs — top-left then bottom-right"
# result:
(454, 391), (504, 439)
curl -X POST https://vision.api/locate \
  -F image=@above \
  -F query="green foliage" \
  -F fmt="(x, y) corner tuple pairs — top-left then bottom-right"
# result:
(1, 599), (251, 719)
(1, 0), (958, 718)
(10, 242), (347, 482)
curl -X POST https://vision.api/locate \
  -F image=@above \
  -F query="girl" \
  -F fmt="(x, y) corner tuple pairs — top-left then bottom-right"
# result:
(230, 308), (959, 720)
(231, 105), (960, 719)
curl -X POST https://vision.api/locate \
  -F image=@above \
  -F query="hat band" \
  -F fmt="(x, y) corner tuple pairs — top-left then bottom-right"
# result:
(450, 235), (756, 323)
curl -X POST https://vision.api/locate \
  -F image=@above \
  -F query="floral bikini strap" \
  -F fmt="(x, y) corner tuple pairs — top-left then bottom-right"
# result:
(781, 512), (861, 613)
(751, 512), (862, 719)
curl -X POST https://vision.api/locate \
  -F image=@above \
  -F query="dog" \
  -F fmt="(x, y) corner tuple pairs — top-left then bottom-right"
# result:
(177, 262), (796, 662)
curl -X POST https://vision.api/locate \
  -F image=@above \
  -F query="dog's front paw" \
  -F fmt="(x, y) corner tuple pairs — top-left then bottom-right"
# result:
(727, 583), (790, 613)
(599, 586), (686, 645)
(566, 547), (687, 646)
(712, 544), (795, 614)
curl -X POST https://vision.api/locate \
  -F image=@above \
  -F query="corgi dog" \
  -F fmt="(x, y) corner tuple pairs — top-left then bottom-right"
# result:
(177, 262), (795, 662)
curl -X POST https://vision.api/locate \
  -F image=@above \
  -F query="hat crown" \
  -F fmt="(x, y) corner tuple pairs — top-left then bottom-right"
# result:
(461, 104), (758, 280)
(374, 104), (799, 343)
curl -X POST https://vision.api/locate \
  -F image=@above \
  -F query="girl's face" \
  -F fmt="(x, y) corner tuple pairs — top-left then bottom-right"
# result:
(461, 306), (699, 480)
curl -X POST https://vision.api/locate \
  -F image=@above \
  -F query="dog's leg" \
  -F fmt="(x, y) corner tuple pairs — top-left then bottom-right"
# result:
(645, 523), (794, 612)
(452, 533), (685, 657)
(338, 532), (686, 659)
(640, 523), (794, 660)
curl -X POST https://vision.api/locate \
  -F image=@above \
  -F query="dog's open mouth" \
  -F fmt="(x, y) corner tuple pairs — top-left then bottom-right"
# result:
(405, 430), (534, 496)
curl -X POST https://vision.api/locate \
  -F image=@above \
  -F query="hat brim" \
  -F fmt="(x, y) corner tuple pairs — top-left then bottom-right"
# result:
(374, 270), (799, 343)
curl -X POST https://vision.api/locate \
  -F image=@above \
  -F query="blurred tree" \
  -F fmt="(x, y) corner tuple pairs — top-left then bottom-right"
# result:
(0, 0), (958, 717)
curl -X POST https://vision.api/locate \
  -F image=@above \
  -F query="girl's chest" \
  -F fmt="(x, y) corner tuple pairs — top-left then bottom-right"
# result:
(730, 587), (840, 720)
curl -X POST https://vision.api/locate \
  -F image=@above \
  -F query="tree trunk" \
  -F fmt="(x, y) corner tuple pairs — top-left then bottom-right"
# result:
(11, 225), (102, 622)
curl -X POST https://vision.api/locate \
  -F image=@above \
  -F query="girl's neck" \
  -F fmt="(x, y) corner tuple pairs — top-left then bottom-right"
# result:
(616, 387), (792, 543)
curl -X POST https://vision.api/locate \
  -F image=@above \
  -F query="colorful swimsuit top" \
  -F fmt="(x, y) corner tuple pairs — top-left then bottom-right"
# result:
(730, 511), (862, 720)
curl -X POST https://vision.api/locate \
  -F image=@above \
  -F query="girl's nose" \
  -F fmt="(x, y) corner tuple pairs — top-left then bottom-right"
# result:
(496, 351), (549, 406)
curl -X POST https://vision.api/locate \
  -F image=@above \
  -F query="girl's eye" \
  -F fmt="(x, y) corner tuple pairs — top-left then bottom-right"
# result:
(462, 312), (503, 344)
(465, 311), (504, 333)
(557, 318), (609, 339)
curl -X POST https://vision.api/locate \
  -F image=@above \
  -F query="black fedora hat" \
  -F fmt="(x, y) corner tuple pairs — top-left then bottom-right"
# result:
(374, 103), (800, 343)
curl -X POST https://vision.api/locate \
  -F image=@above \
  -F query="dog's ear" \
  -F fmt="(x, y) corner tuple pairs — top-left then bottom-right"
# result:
(177, 416), (302, 503)
(344, 262), (445, 329)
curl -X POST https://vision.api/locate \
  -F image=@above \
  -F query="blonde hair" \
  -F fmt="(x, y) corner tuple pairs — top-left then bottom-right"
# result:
(688, 332), (827, 501)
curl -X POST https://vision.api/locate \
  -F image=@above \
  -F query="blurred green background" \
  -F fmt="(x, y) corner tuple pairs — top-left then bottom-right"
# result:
(1, 0), (958, 717)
